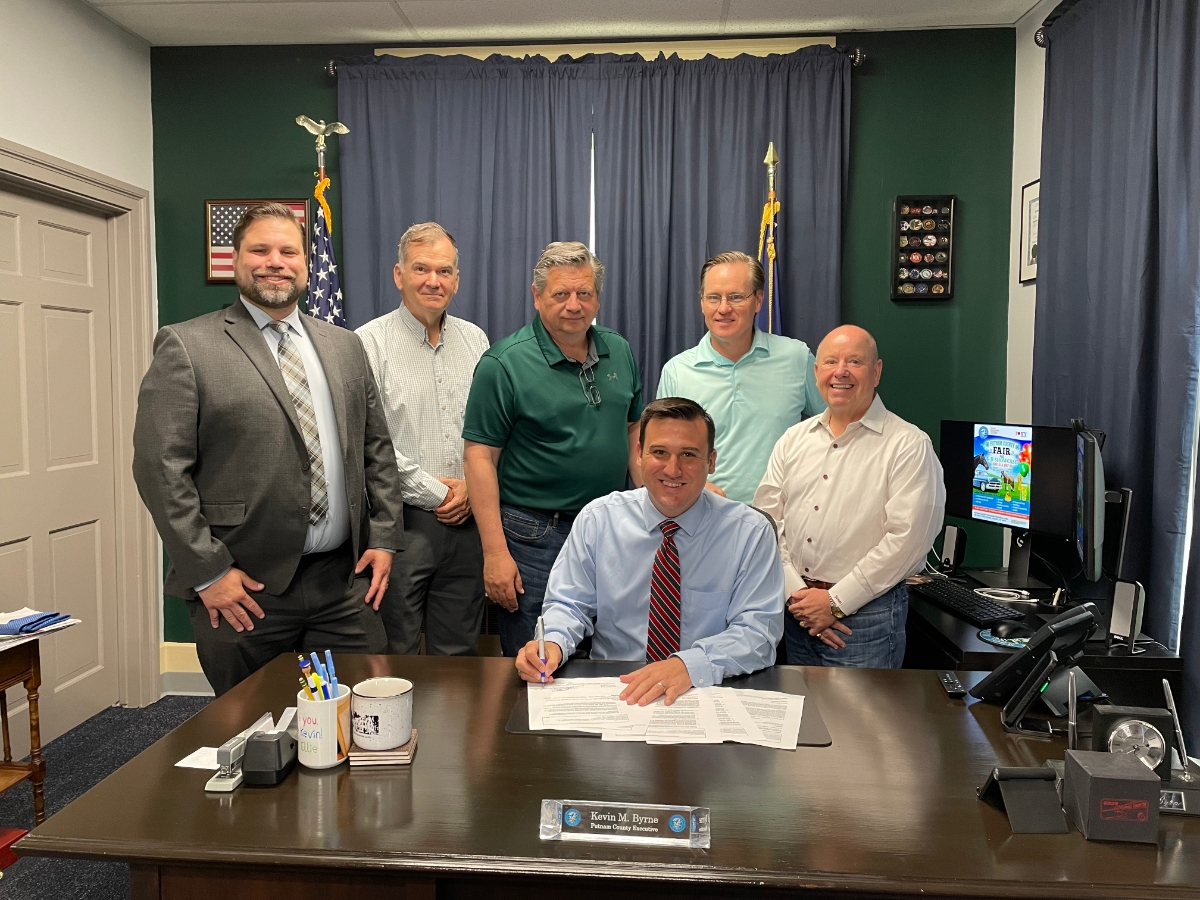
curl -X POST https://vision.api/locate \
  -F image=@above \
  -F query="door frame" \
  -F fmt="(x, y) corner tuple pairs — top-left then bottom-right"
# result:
(0, 136), (159, 708)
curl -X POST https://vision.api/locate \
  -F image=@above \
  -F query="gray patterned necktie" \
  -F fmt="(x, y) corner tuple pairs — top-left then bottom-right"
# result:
(268, 321), (329, 523)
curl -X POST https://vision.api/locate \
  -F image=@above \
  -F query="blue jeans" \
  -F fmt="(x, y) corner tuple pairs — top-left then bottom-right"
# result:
(784, 582), (908, 668)
(497, 505), (575, 657)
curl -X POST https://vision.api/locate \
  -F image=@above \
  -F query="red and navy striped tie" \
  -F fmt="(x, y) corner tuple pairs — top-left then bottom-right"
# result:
(647, 520), (682, 661)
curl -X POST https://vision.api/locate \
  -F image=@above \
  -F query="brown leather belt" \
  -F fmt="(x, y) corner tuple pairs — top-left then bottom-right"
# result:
(802, 577), (836, 591)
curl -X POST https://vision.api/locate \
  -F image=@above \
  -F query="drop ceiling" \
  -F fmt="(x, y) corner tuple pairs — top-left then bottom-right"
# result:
(83, 0), (1046, 47)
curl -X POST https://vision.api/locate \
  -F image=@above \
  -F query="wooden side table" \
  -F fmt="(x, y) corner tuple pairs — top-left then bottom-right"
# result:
(0, 641), (44, 824)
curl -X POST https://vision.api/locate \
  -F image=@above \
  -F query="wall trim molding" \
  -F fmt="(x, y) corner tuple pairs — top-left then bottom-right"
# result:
(376, 35), (835, 62)
(0, 135), (160, 708)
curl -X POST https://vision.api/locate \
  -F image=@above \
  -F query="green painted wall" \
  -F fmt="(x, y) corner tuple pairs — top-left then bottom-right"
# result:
(152, 44), (362, 641)
(152, 30), (1015, 639)
(842, 29), (1015, 567)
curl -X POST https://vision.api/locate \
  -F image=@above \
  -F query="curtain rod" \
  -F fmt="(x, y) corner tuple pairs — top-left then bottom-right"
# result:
(325, 45), (864, 77)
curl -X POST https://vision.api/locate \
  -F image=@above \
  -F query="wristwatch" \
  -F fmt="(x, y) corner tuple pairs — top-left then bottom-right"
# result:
(829, 596), (847, 619)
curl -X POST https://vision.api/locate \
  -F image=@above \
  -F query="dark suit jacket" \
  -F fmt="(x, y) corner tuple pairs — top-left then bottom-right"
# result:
(132, 299), (404, 598)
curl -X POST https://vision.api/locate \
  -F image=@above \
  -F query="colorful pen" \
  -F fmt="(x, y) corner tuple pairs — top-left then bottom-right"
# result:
(536, 615), (546, 684)
(324, 649), (339, 696)
(310, 652), (330, 698)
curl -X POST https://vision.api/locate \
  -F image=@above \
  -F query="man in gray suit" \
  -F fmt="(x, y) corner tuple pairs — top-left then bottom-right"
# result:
(133, 203), (403, 696)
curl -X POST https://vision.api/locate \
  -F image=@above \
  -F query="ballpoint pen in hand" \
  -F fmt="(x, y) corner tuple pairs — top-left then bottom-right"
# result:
(536, 615), (547, 684)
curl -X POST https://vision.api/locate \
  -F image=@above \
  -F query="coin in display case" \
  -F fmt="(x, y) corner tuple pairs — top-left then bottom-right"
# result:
(935, 251), (948, 263)
(909, 251), (923, 264)
(900, 236), (910, 247)
(901, 283), (915, 294)
(937, 219), (950, 230)
(932, 268), (945, 279)
(900, 220), (910, 231)
(916, 283), (929, 294)
(922, 218), (936, 230)
(922, 234), (936, 247)
(899, 268), (909, 280)
(900, 205), (910, 215)
(932, 283), (945, 294)
(920, 268), (933, 280)
(909, 218), (923, 230)
(899, 253), (908, 264)
(921, 205), (933, 215)
(938, 236), (950, 246)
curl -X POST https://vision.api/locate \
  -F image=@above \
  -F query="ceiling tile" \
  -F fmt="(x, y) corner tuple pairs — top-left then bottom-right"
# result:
(98, 1), (412, 44)
(724, 0), (1040, 32)
(398, 0), (725, 42)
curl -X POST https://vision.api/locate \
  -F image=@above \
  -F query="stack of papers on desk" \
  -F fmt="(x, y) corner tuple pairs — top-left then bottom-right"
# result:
(527, 677), (803, 750)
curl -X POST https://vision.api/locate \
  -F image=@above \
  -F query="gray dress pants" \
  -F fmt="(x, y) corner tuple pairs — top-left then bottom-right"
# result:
(378, 507), (485, 655)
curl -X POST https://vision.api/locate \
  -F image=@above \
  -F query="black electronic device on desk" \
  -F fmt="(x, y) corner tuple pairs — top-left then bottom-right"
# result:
(968, 603), (1104, 734)
(908, 576), (1023, 628)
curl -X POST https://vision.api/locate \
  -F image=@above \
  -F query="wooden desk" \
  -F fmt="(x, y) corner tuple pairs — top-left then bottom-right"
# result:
(17, 655), (1200, 899)
(0, 639), (44, 824)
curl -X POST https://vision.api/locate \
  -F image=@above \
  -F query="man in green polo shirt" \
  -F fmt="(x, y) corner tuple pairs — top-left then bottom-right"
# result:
(463, 241), (643, 656)
(657, 251), (825, 504)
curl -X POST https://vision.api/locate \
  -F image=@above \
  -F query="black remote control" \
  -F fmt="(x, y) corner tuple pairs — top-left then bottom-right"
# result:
(937, 671), (967, 698)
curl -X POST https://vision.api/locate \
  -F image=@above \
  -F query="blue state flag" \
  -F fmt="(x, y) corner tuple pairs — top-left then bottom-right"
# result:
(306, 178), (346, 327)
(756, 193), (783, 335)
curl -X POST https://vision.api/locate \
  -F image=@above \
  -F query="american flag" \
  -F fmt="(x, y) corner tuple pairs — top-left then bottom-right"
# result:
(305, 204), (345, 327)
(206, 200), (306, 281)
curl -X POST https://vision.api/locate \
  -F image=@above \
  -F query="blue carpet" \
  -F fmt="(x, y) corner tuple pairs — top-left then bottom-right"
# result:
(0, 695), (210, 899)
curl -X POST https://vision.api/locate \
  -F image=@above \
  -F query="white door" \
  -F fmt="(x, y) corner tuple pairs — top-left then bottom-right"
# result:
(0, 187), (121, 757)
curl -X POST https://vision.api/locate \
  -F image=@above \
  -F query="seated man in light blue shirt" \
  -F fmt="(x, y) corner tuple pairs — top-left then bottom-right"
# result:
(514, 398), (784, 706)
(657, 251), (825, 503)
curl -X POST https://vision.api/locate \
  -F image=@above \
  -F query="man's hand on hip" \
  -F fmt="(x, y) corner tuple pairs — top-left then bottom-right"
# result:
(197, 568), (265, 632)
(618, 657), (692, 706)
(355, 548), (393, 610)
(484, 550), (523, 611)
(434, 477), (471, 525)
(515, 639), (563, 683)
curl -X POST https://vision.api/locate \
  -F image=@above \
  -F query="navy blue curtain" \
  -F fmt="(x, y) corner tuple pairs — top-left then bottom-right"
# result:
(337, 54), (594, 335)
(591, 47), (850, 399)
(1033, 1), (1200, 740)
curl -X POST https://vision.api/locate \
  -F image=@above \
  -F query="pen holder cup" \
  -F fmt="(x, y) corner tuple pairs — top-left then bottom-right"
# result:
(296, 682), (351, 769)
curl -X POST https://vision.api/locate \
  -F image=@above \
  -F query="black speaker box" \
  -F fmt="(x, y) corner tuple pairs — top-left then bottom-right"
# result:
(1091, 704), (1175, 780)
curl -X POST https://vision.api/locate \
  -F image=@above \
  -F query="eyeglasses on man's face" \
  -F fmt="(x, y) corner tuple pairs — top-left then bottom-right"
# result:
(701, 292), (755, 307)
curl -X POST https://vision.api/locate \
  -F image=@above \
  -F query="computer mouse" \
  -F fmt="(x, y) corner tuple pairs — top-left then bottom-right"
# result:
(992, 620), (1035, 640)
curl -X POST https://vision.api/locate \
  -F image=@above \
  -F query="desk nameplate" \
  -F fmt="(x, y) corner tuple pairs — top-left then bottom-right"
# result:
(541, 799), (711, 849)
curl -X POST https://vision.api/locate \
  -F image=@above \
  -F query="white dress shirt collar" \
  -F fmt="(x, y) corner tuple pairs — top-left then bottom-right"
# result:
(808, 392), (888, 437)
(240, 296), (307, 336)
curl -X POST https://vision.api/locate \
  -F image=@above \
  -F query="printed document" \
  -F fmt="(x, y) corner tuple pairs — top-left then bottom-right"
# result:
(528, 679), (802, 749)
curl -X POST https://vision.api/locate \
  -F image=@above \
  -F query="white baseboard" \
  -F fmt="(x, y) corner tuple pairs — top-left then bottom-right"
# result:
(160, 642), (213, 696)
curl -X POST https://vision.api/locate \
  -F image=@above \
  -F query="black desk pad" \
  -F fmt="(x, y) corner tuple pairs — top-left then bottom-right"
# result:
(505, 659), (833, 747)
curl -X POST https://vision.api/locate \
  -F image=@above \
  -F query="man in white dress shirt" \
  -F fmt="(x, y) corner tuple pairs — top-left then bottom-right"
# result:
(357, 223), (491, 655)
(753, 325), (944, 667)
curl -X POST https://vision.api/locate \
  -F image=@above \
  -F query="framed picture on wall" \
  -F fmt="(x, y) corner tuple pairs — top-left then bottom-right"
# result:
(205, 199), (309, 282)
(1019, 180), (1039, 284)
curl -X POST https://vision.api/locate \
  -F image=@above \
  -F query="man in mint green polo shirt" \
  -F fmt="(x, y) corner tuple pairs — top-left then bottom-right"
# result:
(463, 241), (643, 656)
(657, 251), (824, 504)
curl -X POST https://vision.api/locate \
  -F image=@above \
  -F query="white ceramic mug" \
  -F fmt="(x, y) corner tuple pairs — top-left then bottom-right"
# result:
(351, 677), (413, 751)
(296, 682), (351, 769)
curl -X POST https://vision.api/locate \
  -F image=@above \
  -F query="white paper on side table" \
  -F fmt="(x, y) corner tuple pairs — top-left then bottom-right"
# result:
(527, 677), (803, 749)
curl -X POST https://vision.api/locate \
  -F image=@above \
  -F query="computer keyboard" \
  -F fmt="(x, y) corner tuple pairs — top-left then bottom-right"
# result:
(908, 578), (1025, 628)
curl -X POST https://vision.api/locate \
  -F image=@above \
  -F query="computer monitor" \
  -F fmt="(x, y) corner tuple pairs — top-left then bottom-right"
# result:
(1076, 431), (1105, 582)
(940, 421), (1077, 587)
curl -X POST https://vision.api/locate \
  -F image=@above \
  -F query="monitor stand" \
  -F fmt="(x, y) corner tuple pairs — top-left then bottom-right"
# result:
(961, 529), (1051, 591)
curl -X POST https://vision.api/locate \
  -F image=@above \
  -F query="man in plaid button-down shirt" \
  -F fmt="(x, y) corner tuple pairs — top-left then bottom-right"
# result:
(357, 223), (490, 655)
